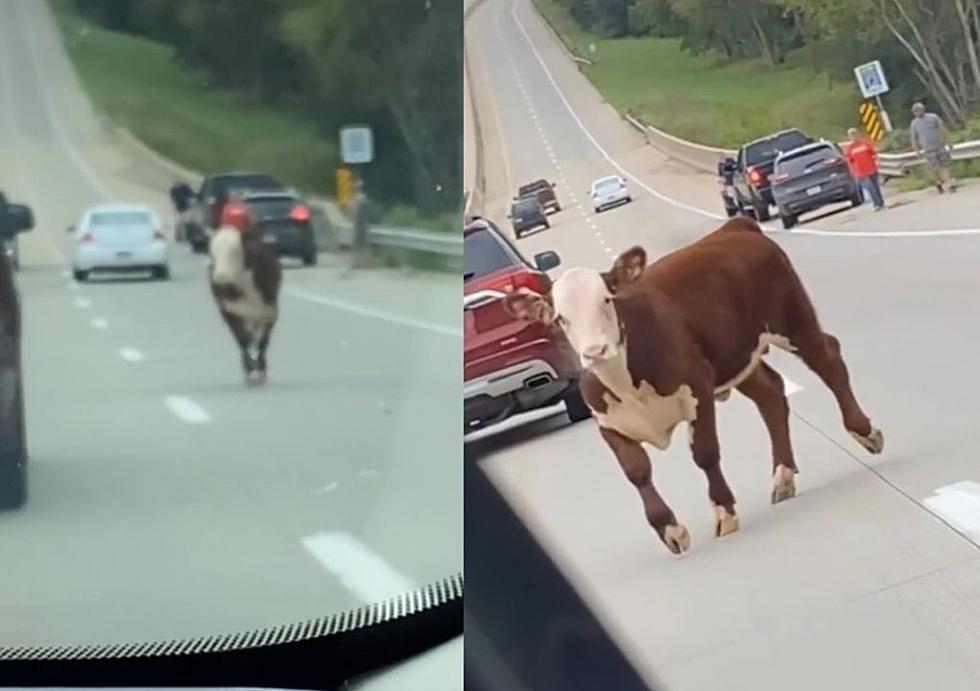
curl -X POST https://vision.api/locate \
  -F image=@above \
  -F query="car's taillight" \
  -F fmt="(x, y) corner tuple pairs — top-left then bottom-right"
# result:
(748, 167), (764, 185)
(153, 229), (166, 241)
(510, 270), (550, 295)
(289, 205), (312, 222)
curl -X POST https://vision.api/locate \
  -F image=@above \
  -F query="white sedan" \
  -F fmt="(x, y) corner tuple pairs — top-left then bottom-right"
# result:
(70, 204), (170, 282)
(590, 175), (632, 213)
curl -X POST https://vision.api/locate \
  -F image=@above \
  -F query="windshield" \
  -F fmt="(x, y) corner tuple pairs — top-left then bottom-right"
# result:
(745, 131), (811, 165)
(595, 178), (620, 192)
(513, 199), (539, 214)
(0, 0), (460, 654)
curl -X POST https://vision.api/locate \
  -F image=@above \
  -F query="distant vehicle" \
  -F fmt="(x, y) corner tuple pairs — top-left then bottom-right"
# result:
(0, 197), (34, 509)
(590, 175), (631, 213)
(463, 216), (590, 433)
(516, 179), (561, 213)
(240, 189), (318, 266)
(732, 128), (814, 221)
(69, 204), (170, 282)
(508, 196), (550, 239)
(771, 140), (862, 229)
(184, 171), (284, 252)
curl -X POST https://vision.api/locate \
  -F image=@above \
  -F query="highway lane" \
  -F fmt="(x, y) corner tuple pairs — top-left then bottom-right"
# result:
(468, 1), (980, 689)
(0, 0), (460, 648)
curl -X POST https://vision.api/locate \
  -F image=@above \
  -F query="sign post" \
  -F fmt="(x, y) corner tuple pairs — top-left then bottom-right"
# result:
(854, 60), (892, 133)
(339, 125), (374, 271)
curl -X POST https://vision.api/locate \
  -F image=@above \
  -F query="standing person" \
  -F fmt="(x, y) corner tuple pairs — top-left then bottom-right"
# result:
(910, 102), (957, 193)
(844, 128), (885, 211)
(168, 180), (195, 242)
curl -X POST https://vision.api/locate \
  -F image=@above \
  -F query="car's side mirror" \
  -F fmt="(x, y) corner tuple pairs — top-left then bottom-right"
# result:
(0, 203), (35, 237)
(534, 250), (561, 272)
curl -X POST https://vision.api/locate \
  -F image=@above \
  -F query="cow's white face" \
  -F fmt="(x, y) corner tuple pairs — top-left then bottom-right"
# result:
(504, 245), (648, 369)
(210, 227), (244, 284)
(552, 268), (621, 367)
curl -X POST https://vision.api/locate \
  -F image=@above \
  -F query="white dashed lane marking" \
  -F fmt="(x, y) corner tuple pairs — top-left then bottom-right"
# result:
(119, 347), (146, 363)
(300, 532), (416, 603)
(90, 317), (108, 330)
(74, 297), (90, 308)
(165, 396), (211, 424)
(924, 481), (980, 546)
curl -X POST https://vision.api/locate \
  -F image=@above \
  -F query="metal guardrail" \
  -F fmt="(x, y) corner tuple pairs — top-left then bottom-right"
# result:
(623, 113), (980, 180)
(369, 226), (462, 256)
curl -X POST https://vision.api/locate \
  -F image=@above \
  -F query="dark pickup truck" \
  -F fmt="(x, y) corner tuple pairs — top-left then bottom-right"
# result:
(0, 196), (34, 509)
(731, 128), (813, 222)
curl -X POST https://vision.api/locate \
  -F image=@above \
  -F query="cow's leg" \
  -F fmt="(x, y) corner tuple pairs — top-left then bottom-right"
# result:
(220, 310), (256, 380)
(599, 427), (690, 555)
(689, 388), (739, 538)
(794, 330), (883, 454)
(737, 362), (797, 504)
(254, 322), (274, 384)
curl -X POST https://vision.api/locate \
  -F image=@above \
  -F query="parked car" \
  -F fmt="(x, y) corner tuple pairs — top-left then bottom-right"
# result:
(590, 175), (631, 213)
(517, 179), (561, 213)
(241, 189), (318, 265)
(0, 198), (34, 509)
(184, 171), (284, 252)
(731, 128), (813, 222)
(464, 216), (591, 432)
(770, 141), (863, 229)
(508, 196), (550, 239)
(69, 204), (170, 282)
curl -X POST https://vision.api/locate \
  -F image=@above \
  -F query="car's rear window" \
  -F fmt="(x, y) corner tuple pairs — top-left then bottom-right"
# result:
(214, 174), (282, 194)
(594, 178), (620, 192)
(89, 211), (153, 226)
(464, 228), (522, 281)
(518, 181), (547, 195)
(745, 131), (811, 165)
(246, 196), (297, 217)
(513, 199), (539, 213)
(776, 146), (836, 175)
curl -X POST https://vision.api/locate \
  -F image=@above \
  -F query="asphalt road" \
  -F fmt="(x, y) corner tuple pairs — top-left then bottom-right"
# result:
(468, 1), (980, 689)
(0, 0), (460, 650)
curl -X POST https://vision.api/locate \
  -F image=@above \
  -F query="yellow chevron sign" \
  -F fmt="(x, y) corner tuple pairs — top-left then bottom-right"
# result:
(336, 168), (354, 209)
(859, 101), (885, 141)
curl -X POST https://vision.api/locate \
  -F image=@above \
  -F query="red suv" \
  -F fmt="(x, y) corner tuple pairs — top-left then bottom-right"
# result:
(464, 216), (591, 433)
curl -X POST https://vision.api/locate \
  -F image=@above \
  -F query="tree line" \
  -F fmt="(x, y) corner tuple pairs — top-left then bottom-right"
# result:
(557, 0), (980, 128)
(67, 0), (461, 215)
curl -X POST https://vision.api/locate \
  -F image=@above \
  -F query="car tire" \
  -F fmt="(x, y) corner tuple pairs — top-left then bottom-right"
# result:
(780, 210), (798, 230)
(753, 199), (771, 222)
(154, 266), (170, 280)
(73, 269), (89, 282)
(564, 384), (592, 423)
(303, 250), (318, 266)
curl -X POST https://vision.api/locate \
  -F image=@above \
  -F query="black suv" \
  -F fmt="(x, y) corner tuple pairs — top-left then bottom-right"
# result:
(183, 171), (284, 252)
(0, 197), (34, 509)
(508, 196), (549, 239)
(732, 128), (813, 222)
(241, 189), (318, 266)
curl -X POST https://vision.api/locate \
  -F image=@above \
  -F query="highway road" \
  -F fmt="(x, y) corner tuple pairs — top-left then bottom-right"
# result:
(467, 1), (980, 689)
(0, 0), (460, 651)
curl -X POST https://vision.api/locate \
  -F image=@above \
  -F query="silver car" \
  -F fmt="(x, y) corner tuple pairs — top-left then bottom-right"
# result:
(70, 204), (170, 282)
(590, 175), (632, 213)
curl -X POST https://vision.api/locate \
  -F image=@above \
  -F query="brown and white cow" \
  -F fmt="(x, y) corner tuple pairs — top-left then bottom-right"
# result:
(209, 200), (282, 385)
(504, 216), (883, 555)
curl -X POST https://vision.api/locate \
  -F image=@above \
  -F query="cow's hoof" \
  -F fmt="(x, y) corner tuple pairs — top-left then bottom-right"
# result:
(714, 505), (740, 537)
(851, 428), (884, 455)
(661, 523), (691, 555)
(771, 464), (797, 504)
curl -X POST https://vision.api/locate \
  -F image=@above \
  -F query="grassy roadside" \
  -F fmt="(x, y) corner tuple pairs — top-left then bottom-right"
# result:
(532, 0), (858, 148)
(51, 1), (456, 232)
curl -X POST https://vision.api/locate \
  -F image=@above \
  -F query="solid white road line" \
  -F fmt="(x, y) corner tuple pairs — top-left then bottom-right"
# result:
(118, 347), (146, 363)
(164, 396), (211, 424)
(924, 481), (980, 546)
(285, 286), (461, 338)
(300, 532), (416, 603)
(90, 317), (109, 330)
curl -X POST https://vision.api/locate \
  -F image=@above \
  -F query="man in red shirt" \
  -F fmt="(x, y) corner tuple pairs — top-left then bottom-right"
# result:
(845, 127), (885, 211)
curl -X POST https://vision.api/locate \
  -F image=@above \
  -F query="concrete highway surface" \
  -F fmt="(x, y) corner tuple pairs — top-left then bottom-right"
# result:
(0, 0), (460, 649)
(467, 1), (980, 689)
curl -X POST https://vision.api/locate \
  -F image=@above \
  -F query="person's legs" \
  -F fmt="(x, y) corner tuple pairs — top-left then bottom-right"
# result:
(868, 174), (885, 209)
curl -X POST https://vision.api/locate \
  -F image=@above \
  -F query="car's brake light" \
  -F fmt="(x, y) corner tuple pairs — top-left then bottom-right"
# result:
(748, 167), (764, 185)
(289, 205), (312, 222)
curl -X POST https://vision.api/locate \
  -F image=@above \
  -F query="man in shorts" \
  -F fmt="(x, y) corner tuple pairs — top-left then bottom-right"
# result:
(910, 102), (956, 193)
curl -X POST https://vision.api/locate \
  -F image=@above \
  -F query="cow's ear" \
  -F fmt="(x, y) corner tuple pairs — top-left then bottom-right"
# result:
(503, 288), (555, 324)
(604, 246), (646, 293)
